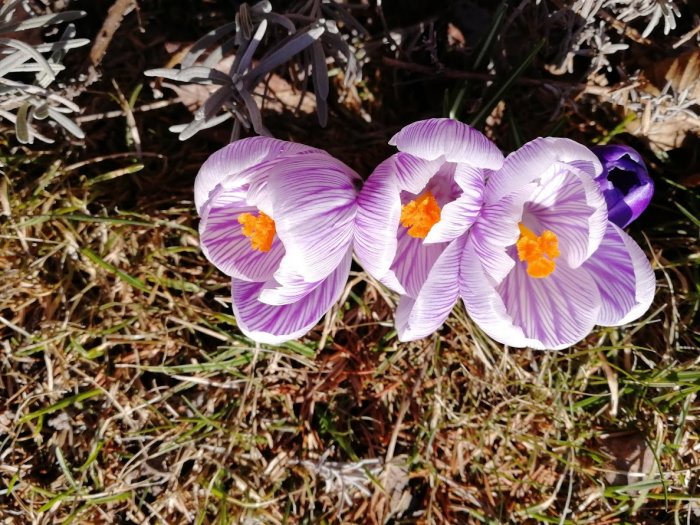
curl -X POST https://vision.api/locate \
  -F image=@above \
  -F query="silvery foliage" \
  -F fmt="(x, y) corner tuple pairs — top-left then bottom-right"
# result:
(0, 0), (89, 144)
(547, 0), (683, 75)
(614, 0), (682, 37)
(145, 0), (366, 141)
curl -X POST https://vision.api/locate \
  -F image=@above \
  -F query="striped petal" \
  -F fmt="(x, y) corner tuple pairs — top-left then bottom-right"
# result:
(424, 165), (484, 244)
(523, 167), (607, 268)
(395, 236), (464, 341)
(486, 137), (602, 204)
(267, 152), (359, 282)
(390, 225), (448, 297)
(581, 223), (655, 326)
(231, 249), (352, 344)
(194, 137), (315, 213)
(467, 188), (531, 284)
(199, 187), (284, 281)
(460, 239), (535, 348)
(392, 152), (446, 194)
(461, 240), (602, 350)
(496, 251), (601, 349)
(389, 118), (504, 168)
(258, 261), (318, 306)
(354, 157), (402, 284)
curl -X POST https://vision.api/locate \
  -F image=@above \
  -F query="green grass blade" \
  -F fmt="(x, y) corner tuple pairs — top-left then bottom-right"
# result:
(80, 247), (151, 293)
(469, 38), (545, 128)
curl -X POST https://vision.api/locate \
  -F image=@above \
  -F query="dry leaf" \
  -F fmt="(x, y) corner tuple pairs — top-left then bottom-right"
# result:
(645, 49), (700, 101)
(601, 431), (655, 486)
(624, 49), (700, 152)
(257, 73), (316, 115)
(370, 460), (412, 523)
(626, 111), (700, 152)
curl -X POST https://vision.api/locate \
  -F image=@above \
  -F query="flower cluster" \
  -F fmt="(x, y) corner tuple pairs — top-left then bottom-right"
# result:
(196, 119), (655, 349)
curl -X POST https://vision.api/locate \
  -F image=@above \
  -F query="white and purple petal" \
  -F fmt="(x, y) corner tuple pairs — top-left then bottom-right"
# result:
(231, 249), (352, 345)
(467, 188), (531, 284)
(459, 240), (537, 348)
(354, 157), (403, 285)
(267, 152), (360, 282)
(424, 165), (485, 244)
(523, 167), (607, 267)
(199, 187), (285, 281)
(194, 137), (316, 213)
(581, 222), (655, 326)
(461, 240), (602, 350)
(389, 118), (504, 168)
(390, 226), (448, 297)
(258, 261), (319, 306)
(395, 236), (464, 341)
(496, 257), (601, 349)
(392, 152), (445, 194)
(486, 137), (602, 204)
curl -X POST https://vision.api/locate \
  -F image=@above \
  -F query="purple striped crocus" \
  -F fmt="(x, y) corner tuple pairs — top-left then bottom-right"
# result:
(460, 138), (656, 349)
(354, 118), (504, 340)
(591, 144), (653, 228)
(195, 137), (360, 344)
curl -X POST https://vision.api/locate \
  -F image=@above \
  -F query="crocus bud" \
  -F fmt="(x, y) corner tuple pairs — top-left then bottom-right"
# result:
(591, 145), (653, 228)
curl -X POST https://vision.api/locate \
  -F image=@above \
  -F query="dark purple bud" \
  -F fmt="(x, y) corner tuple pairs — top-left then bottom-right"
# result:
(591, 145), (654, 228)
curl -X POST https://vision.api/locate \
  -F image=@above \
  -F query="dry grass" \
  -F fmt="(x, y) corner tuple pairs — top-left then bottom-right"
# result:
(1, 136), (698, 524)
(1, 1), (700, 524)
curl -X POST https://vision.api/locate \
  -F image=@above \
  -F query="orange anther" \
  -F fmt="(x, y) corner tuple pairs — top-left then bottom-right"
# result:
(400, 191), (441, 238)
(516, 223), (559, 278)
(238, 211), (276, 252)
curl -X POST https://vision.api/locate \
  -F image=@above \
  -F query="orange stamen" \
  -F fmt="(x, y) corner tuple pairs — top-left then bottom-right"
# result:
(238, 211), (276, 252)
(400, 191), (441, 238)
(516, 223), (560, 278)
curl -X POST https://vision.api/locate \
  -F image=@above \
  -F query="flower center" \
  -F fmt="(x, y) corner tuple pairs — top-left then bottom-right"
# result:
(238, 211), (276, 252)
(516, 223), (560, 278)
(400, 191), (441, 239)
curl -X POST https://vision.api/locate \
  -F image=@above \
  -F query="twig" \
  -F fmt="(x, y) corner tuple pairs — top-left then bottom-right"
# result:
(76, 99), (176, 123)
(85, 0), (138, 86)
(673, 23), (700, 49)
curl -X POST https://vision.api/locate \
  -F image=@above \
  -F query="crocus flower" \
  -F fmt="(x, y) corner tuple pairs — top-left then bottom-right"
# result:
(460, 138), (656, 349)
(354, 118), (504, 340)
(591, 145), (653, 228)
(195, 137), (360, 344)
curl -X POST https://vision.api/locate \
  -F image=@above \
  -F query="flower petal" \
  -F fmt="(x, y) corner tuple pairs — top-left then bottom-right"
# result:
(582, 223), (655, 326)
(267, 152), (359, 282)
(194, 137), (315, 213)
(423, 165), (484, 244)
(392, 152), (445, 194)
(467, 188), (531, 283)
(395, 236), (464, 341)
(496, 250), (601, 349)
(199, 187), (284, 281)
(389, 118), (504, 168)
(390, 225), (448, 297)
(523, 166), (607, 268)
(592, 144), (654, 228)
(461, 240), (602, 350)
(231, 248), (352, 344)
(486, 137), (602, 204)
(460, 239), (535, 348)
(354, 156), (402, 283)
(258, 262), (318, 306)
